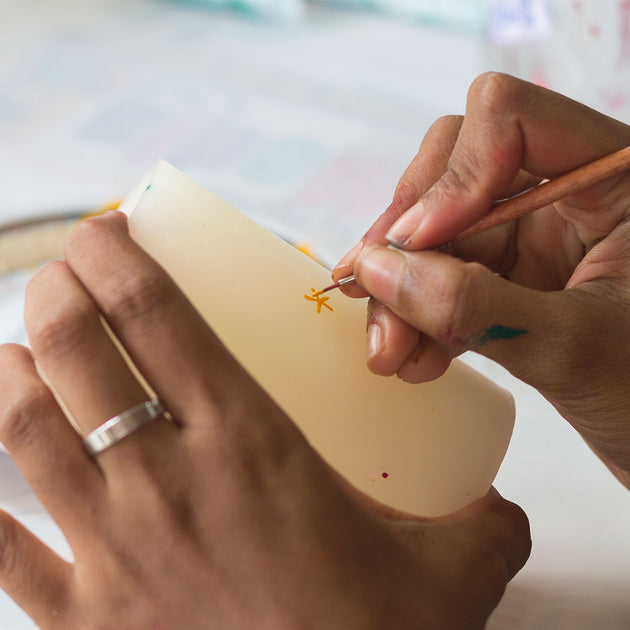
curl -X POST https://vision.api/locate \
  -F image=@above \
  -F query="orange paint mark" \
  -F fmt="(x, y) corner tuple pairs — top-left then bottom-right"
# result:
(79, 198), (123, 222)
(304, 287), (333, 313)
(295, 242), (322, 263)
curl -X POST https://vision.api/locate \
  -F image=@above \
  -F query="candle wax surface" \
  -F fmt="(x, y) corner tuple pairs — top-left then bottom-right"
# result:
(120, 160), (515, 517)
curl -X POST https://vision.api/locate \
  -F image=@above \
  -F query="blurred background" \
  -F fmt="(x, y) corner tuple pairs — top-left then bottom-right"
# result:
(1, 0), (629, 627)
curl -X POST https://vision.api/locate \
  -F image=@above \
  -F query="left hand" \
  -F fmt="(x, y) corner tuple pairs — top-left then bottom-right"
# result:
(0, 212), (529, 629)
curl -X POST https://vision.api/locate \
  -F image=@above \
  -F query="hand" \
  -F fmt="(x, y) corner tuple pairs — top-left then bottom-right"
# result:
(0, 212), (529, 629)
(334, 72), (630, 488)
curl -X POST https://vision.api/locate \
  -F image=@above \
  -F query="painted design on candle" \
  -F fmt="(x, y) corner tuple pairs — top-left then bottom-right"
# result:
(304, 288), (333, 313)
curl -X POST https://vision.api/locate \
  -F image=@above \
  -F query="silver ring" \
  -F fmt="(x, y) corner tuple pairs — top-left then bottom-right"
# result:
(83, 398), (165, 456)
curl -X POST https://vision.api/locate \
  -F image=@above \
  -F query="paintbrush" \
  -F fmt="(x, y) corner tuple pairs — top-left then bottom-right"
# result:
(313, 144), (630, 297)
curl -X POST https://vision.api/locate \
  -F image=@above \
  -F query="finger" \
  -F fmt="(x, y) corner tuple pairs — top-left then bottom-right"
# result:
(0, 510), (73, 626)
(366, 299), (453, 382)
(385, 72), (630, 250)
(357, 230), (630, 470)
(63, 212), (247, 422)
(333, 115), (464, 298)
(63, 212), (299, 456)
(354, 244), (576, 388)
(438, 488), (531, 582)
(366, 299), (420, 376)
(393, 489), (530, 623)
(24, 261), (179, 473)
(0, 344), (104, 535)
(395, 335), (452, 384)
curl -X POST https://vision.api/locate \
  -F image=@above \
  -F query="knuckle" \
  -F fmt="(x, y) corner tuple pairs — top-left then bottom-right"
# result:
(425, 115), (464, 148)
(441, 150), (483, 196)
(435, 262), (490, 347)
(0, 343), (29, 371)
(25, 261), (84, 356)
(0, 380), (53, 451)
(423, 115), (464, 164)
(64, 214), (108, 259)
(427, 144), (487, 207)
(27, 299), (96, 362)
(469, 71), (523, 114)
(107, 268), (172, 323)
(25, 259), (65, 303)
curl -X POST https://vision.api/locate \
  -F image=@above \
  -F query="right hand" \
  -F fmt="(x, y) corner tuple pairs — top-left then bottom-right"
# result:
(333, 73), (630, 489)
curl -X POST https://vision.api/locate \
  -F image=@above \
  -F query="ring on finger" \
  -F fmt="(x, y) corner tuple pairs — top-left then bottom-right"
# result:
(82, 398), (166, 456)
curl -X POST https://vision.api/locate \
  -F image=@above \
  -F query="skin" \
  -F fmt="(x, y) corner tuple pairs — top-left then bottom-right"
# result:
(0, 212), (529, 628)
(334, 72), (630, 490)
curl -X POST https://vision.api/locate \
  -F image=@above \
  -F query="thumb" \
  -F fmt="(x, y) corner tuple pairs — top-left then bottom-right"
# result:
(394, 488), (530, 624)
(440, 488), (531, 582)
(354, 244), (583, 390)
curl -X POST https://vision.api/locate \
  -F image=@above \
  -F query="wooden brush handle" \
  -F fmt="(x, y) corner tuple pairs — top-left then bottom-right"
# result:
(453, 144), (630, 242)
(317, 145), (630, 295)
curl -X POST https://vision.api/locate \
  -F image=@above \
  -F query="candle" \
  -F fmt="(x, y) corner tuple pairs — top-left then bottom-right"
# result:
(120, 160), (514, 517)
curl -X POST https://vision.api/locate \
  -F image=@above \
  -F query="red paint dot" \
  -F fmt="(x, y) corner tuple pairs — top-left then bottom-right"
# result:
(381, 472), (389, 479)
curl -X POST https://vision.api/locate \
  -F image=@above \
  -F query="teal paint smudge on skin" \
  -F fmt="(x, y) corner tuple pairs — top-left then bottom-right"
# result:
(145, 184), (151, 192)
(477, 325), (528, 347)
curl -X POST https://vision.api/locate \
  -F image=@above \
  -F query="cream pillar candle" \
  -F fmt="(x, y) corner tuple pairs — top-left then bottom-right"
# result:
(120, 160), (514, 517)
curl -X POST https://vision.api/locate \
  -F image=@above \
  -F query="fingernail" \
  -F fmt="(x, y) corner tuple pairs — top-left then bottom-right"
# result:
(385, 202), (425, 247)
(356, 246), (405, 306)
(334, 241), (364, 277)
(367, 322), (385, 360)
